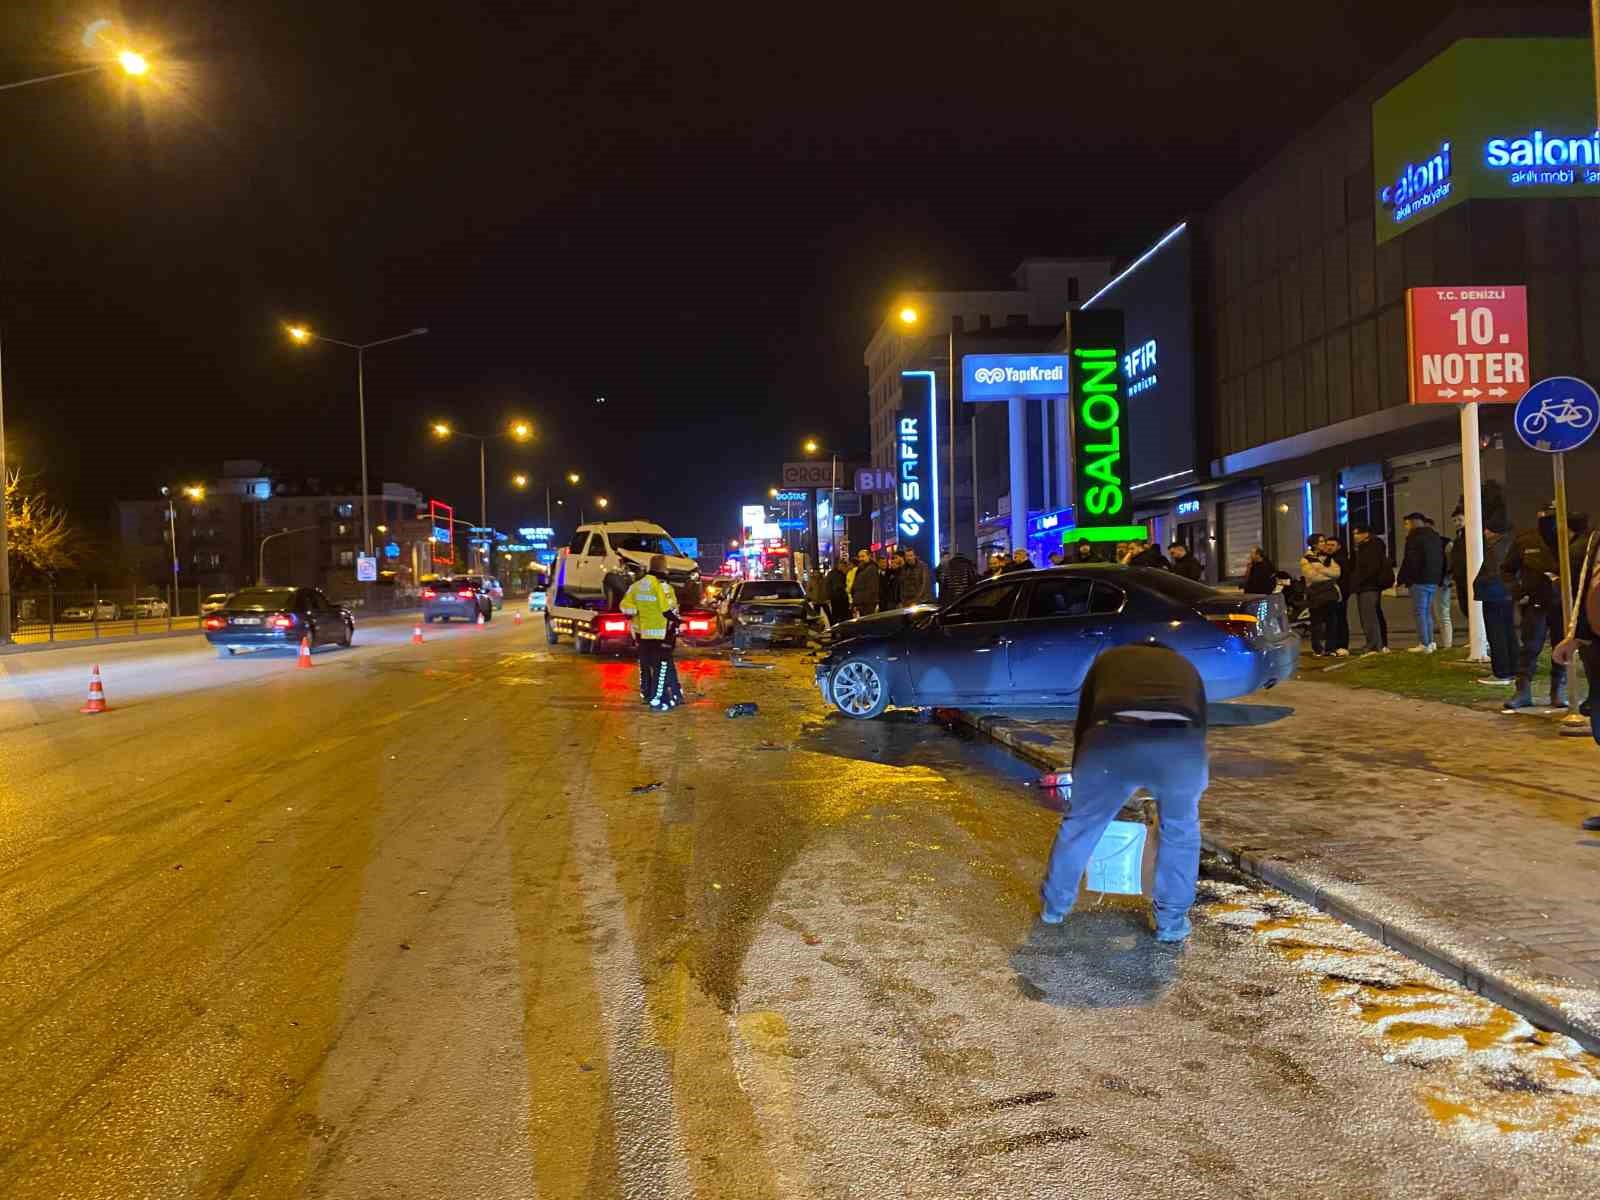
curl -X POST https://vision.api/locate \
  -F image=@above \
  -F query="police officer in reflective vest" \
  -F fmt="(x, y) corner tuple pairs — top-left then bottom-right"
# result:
(620, 555), (682, 710)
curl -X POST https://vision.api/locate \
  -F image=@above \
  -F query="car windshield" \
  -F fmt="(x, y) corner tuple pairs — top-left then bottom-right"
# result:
(610, 532), (683, 556)
(227, 588), (296, 610)
(1127, 566), (1220, 607)
(739, 582), (804, 600)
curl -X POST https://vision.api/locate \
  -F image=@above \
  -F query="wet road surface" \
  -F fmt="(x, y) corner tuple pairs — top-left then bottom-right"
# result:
(0, 623), (1594, 1197)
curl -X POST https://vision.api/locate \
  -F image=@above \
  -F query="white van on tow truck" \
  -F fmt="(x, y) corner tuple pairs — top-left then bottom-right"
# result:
(543, 521), (713, 653)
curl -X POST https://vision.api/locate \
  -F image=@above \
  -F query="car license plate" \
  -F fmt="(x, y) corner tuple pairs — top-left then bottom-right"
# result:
(232, 617), (262, 625)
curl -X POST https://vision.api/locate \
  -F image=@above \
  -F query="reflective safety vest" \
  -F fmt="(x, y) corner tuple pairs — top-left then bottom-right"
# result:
(619, 574), (678, 639)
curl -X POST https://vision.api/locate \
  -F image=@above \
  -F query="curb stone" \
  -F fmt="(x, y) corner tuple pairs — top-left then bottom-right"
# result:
(951, 707), (1600, 1056)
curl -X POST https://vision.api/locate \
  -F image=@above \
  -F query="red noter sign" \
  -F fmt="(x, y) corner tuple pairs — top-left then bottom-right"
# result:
(1406, 286), (1530, 406)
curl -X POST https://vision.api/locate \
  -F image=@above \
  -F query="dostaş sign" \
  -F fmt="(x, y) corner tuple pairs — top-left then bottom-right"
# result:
(1064, 309), (1145, 543)
(894, 370), (940, 563)
(1405, 286), (1529, 405)
(961, 354), (1070, 401)
(1513, 376), (1599, 453)
(1373, 38), (1600, 244)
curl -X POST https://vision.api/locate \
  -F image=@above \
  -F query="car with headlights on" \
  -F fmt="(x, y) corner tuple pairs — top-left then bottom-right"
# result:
(203, 586), (353, 657)
(60, 599), (121, 622)
(132, 595), (170, 618)
(815, 564), (1298, 719)
(201, 593), (231, 614)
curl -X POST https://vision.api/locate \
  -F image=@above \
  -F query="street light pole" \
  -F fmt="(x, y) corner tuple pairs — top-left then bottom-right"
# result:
(479, 440), (487, 572)
(166, 493), (180, 608)
(259, 525), (318, 585)
(0, 40), (155, 643)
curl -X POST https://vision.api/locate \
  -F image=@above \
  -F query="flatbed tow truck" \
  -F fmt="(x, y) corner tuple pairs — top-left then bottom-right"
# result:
(542, 520), (717, 655)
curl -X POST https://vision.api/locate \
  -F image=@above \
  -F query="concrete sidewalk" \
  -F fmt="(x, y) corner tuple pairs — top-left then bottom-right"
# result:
(953, 678), (1600, 1053)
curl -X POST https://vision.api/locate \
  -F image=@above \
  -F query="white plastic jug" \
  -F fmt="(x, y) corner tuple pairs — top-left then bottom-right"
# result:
(1086, 819), (1148, 896)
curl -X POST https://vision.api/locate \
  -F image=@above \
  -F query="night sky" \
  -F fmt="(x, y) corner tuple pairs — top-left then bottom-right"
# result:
(0, 1), (1536, 556)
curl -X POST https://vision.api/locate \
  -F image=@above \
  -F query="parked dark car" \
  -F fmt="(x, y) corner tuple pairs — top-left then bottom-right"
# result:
(815, 564), (1299, 719)
(421, 577), (493, 623)
(719, 579), (821, 649)
(202, 586), (354, 657)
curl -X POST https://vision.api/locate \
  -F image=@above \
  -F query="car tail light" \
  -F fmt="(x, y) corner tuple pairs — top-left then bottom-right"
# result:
(203, 615), (225, 631)
(600, 615), (628, 636)
(686, 617), (712, 634)
(421, 587), (437, 600)
(1207, 614), (1258, 638)
(271, 613), (297, 630)
(457, 589), (476, 600)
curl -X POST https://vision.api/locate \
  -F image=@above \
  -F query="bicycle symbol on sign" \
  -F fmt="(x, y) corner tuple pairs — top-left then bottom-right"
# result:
(1519, 395), (1596, 437)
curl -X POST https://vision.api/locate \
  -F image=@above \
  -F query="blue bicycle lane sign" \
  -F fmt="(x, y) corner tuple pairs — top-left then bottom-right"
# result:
(1513, 376), (1600, 454)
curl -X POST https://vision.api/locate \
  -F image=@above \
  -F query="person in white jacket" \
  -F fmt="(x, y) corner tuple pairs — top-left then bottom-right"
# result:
(1301, 535), (1343, 657)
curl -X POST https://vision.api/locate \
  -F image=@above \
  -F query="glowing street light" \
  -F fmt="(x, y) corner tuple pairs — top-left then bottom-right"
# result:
(285, 322), (428, 560)
(509, 420), (533, 441)
(117, 50), (150, 77)
(897, 305), (919, 326)
(567, 471), (581, 485)
(181, 484), (205, 501)
(768, 487), (778, 498)
(596, 496), (610, 510)
(512, 473), (529, 488)
(803, 438), (820, 454)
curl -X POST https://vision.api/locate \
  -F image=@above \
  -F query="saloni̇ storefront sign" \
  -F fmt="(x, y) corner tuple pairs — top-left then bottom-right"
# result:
(1405, 286), (1529, 405)
(1064, 309), (1146, 543)
(893, 370), (939, 562)
(1373, 38), (1600, 244)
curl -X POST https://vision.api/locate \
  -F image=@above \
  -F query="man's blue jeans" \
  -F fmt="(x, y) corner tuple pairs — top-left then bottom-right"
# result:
(1040, 722), (1207, 934)
(1411, 583), (1438, 647)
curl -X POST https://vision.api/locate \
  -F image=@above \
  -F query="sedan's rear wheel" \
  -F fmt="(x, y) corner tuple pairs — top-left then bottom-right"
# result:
(829, 658), (890, 719)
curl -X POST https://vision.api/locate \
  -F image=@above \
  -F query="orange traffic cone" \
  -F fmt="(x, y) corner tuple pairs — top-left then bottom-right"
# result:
(411, 624), (424, 645)
(476, 610), (486, 627)
(296, 636), (314, 669)
(513, 610), (523, 626)
(79, 665), (108, 714)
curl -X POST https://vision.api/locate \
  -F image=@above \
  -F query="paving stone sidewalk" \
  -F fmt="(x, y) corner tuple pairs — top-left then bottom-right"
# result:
(954, 678), (1600, 1052)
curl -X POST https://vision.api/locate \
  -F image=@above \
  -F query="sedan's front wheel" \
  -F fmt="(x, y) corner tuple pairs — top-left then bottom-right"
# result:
(829, 658), (890, 719)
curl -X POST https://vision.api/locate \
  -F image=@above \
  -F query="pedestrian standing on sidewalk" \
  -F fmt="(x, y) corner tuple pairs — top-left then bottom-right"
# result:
(1424, 516), (1455, 650)
(1242, 547), (1277, 595)
(1075, 539), (1100, 564)
(1048, 547), (1067, 566)
(1301, 534), (1342, 657)
(1501, 503), (1567, 711)
(882, 553), (904, 609)
(1169, 542), (1204, 581)
(1038, 645), (1207, 942)
(1552, 531), (1600, 830)
(1569, 513), (1593, 717)
(1347, 524), (1393, 655)
(1005, 547), (1035, 573)
(984, 551), (1008, 580)
(825, 556), (852, 626)
(1475, 521), (1517, 686)
(1129, 540), (1169, 570)
(938, 551), (979, 599)
(898, 547), (934, 606)
(1322, 534), (1352, 656)
(1397, 513), (1445, 653)
(850, 548), (880, 618)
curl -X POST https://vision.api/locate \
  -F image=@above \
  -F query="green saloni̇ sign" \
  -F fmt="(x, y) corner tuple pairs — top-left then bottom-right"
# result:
(1065, 309), (1146, 543)
(1372, 38), (1600, 245)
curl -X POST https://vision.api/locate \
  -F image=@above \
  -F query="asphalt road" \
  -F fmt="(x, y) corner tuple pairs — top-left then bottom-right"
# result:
(0, 620), (1594, 1198)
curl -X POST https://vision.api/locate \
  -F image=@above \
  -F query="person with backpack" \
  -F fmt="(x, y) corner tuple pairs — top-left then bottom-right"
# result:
(1346, 524), (1393, 655)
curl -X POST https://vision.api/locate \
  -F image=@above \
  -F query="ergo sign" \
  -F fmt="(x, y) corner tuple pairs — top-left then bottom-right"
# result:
(1405, 286), (1529, 405)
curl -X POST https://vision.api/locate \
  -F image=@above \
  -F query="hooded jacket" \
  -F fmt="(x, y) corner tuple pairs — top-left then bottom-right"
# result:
(1502, 523), (1559, 609)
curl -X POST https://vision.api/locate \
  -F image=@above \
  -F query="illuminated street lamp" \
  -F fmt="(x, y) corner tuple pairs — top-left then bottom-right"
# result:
(512, 473), (529, 489)
(286, 323), (429, 559)
(160, 484), (206, 610)
(428, 417), (534, 569)
(0, 26), (157, 644)
(596, 496), (609, 510)
(567, 471), (581, 485)
(897, 305), (919, 326)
